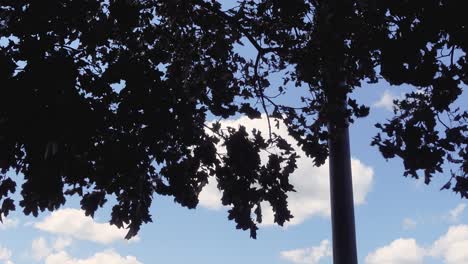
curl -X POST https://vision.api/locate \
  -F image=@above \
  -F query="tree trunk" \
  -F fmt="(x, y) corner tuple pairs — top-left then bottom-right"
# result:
(328, 119), (358, 264)
(319, 0), (359, 262)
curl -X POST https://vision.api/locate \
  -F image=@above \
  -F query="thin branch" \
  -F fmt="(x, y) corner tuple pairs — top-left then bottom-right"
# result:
(197, 0), (310, 138)
(253, 52), (272, 139)
(436, 114), (450, 130)
(450, 45), (455, 67)
(196, 0), (284, 55)
(203, 123), (227, 140)
(54, 44), (85, 55)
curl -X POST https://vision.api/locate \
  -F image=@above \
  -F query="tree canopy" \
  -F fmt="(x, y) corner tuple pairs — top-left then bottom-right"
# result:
(0, 0), (466, 239)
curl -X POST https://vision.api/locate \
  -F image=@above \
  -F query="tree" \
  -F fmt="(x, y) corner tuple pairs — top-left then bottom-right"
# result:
(0, 1), (466, 262)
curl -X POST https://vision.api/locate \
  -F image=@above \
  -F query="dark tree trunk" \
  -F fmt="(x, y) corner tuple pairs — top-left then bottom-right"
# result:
(318, 0), (359, 262)
(328, 119), (358, 264)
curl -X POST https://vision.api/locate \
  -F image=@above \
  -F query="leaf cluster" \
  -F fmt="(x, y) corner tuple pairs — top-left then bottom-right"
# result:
(0, 0), (466, 238)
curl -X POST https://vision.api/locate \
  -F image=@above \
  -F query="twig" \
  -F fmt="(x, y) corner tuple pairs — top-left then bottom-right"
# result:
(436, 114), (450, 130)
(203, 123), (227, 140)
(54, 44), (85, 55)
(196, 0), (284, 55)
(450, 45), (455, 67)
(253, 52), (272, 139)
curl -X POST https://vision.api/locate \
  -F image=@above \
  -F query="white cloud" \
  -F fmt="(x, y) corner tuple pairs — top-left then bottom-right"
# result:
(280, 240), (331, 264)
(366, 224), (468, 264)
(52, 237), (73, 252)
(373, 90), (399, 111)
(0, 218), (19, 230)
(31, 237), (51, 261)
(365, 238), (425, 264)
(31, 236), (140, 264)
(198, 177), (225, 211)
(402, 218), (417, 230)
(0, 245), (13, 264)
(30, 210), (141, 263)
(430, 225), (468, 264)
(34, 209), (139, 244)
(199, 115), (374, 226)
(448, 204), (466, 222)
(32, 236), (73, 261)
(44, 250), (141, 264)
(0, 246), (12, 261)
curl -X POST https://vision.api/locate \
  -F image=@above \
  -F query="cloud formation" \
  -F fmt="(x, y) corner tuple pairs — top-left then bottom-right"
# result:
(0, 245), (12, 263)
(430, 225), (468, 264)
(0, 218), (19, 230)
(448, 204), (466, 223)
(280, 240), (332, 264)
(373, 90), (399, 111)
(31, 236), (141, 264)
(44, 250), (141, 264)
(365, 238), (425, 264)
(199, 115), (374, 226)
(31, 237), (52, 261)
(365, 224), (468, 264)
(34, 209), (139, 244)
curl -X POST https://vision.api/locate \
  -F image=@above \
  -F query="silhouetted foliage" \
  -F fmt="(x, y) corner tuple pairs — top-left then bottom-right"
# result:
(0, 1), (466, 238)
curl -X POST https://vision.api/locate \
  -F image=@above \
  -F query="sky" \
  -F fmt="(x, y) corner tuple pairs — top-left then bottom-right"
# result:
(1, 3), (468, 264)
(1, 82), (467, 264)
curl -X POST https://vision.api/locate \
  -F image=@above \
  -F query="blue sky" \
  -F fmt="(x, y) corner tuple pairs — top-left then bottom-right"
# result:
(1, 68), (467, 264)
(1, 2), (468, 264)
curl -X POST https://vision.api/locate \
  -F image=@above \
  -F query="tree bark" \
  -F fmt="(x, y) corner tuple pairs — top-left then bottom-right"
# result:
(318, 0), (359, 262)
(328, 119), (358, 264)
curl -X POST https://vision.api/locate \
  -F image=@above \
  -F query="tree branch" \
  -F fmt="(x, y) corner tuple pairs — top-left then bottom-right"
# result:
(253, 52), (272, 139)
(195, 0), (284, 55)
